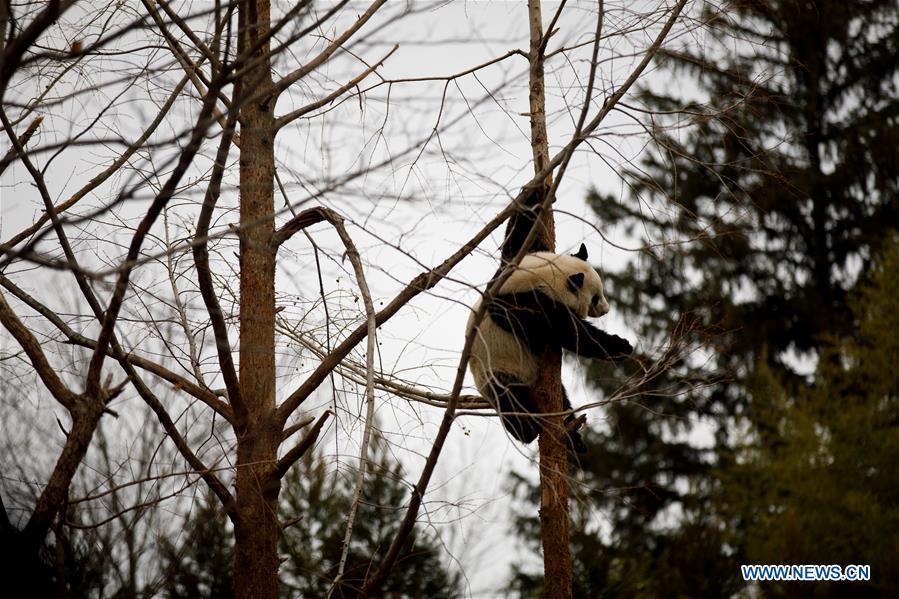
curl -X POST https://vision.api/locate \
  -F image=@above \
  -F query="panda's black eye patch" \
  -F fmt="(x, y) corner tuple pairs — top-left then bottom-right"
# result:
(567, 273), (585, 292)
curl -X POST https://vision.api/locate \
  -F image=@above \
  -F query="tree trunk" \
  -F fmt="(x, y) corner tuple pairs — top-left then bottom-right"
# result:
(233, 1), (280, 598)
(535, 366), (572, 598)
(527, 1), (573, 597)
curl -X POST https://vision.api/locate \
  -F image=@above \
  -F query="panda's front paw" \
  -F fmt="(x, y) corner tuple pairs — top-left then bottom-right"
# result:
(606, 334), (633, 360)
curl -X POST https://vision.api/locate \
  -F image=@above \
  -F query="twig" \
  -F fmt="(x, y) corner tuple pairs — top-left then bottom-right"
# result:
(272, 0), (387, 97)
(275, 45), (397, 129)
(0, 115), (42, 175)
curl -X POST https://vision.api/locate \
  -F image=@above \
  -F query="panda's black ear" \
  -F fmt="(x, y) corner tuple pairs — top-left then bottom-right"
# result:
(571, 243), (588, 261)
(567, 272), (585, 292)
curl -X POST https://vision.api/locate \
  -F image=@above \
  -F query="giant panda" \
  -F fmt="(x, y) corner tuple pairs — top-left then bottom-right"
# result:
(466, 244), (633, 452)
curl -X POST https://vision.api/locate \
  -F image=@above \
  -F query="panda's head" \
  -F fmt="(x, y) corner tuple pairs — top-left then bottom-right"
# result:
(504, 244), (610, 318)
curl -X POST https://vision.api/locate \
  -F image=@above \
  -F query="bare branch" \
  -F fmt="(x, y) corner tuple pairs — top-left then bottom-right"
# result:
(326, 216), (379, 598)
(85, 68), (228, 399)
(272, 206), (332, 249)
(281, 415), (316, 441)
(275, 44), (397, 130)
(272, 410), (331, 480)
(192, 90), (243, 422)
(271, 0), (387, 97)
(22, 398), (105, 546)
(0, 273), (233, 421)
(0, 289), (76, 409)
(0, 115), (41, 175)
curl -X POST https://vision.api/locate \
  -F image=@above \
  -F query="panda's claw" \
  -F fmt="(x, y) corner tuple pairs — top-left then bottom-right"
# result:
(564, 414), (588, 453)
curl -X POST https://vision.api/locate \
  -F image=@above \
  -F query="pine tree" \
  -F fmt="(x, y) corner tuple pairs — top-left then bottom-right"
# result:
(510, 0), (898, 594)
(719, 235), (899, 596)
(160, 439), (461, 599)
(278, 437), (460, 599)
(161, 492), (235, 599)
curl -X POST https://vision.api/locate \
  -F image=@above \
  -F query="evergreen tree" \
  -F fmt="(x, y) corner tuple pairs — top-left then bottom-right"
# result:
(160, 438), (461, 599)
(161, 492), (235, 599)
(510, 0), (898, 595)
(278, 437), (461, 599)
(718, 234), (899, 597)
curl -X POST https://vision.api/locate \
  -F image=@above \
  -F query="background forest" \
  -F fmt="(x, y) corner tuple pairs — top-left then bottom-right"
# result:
(513, 0), (899, 596)
(1, 0), (897, 598)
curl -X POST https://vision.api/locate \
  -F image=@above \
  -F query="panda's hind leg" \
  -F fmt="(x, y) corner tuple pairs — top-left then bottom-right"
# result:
(485, 376), (587, 453)
(487, 374), (541, 444)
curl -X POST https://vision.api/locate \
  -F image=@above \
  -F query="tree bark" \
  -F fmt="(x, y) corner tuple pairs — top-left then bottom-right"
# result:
(527, 1), (573, 597)
(233, 1), (280, 598)
(23, 401), (104, 548)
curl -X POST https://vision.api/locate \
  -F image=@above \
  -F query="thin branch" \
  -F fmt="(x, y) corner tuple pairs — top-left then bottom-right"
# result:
(191, 89), (243, 422)
(372, 47), (526, 85)
(163, 209), (208, 388)
(0, 273), (233, 421)
(84, 69), (227, 399)
(275, 44), (397, 129)
(538, 0), (567, 56)
(0, 290), (76, 409)
(573, 0), (604, 139)
(64, 477), (199, 530)
(326, 216), (379, 597)
(271, 0), (387, 97)
(2, 74), (189, 255)
(0, 115), (41, 175)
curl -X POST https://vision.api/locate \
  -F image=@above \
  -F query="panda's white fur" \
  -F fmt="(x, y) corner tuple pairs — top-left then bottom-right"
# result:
(502, 252), (609, 318)
(467, 251), (609, 392)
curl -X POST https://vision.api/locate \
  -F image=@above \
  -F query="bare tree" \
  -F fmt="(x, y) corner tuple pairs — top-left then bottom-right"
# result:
(1, 1), (701, 596)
